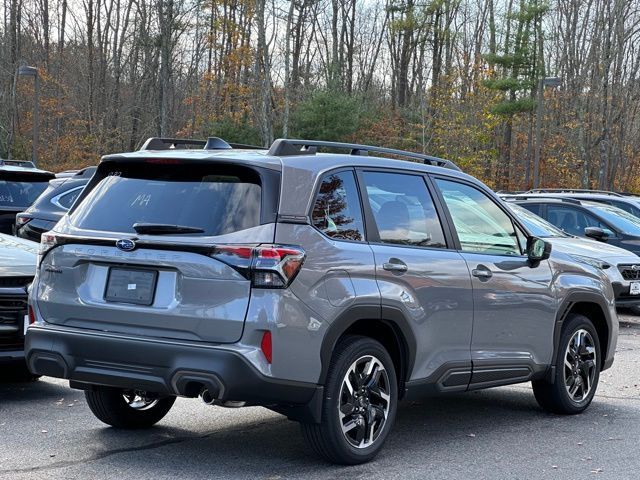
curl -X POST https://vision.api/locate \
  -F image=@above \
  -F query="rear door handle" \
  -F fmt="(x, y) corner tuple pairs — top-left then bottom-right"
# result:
(472, 268), (493, 279)
(383, 259), (408, 273)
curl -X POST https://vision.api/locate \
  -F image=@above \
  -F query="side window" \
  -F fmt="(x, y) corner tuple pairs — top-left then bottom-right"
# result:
(521, 203), (541, 216)
(361, 171), (447, 248)
(547, 205), (609, 237)
(311, 171), (365, 241)
(610, 200), (640, 218)
(435, 179), (520, 255)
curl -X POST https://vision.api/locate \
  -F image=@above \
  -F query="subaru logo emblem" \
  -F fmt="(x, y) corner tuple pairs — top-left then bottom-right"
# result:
(116, 239), (136, 251)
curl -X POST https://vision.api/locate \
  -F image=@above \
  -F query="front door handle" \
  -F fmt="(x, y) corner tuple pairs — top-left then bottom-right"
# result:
(472, 267), (493, 279)
(383, 259), (408, 273)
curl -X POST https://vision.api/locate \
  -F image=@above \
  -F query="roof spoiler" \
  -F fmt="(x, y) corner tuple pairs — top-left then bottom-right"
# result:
(0, 159), (36, 168)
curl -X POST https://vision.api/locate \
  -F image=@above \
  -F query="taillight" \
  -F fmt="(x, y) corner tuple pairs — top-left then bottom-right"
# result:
(16, 214), (32, 226)
(38, 231), (58, 266)
(28, 305), (36, 325)
(211, 244), (305, 288)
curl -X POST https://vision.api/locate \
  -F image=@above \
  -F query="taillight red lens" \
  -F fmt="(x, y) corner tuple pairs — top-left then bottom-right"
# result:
(252, 246), (305, 288)
(210, 244), (305, 288)
(16, 214), (32, 226)
(38, 231), (58, 266)
(261, 331), (272, 363)
(28, 305), (36, 325)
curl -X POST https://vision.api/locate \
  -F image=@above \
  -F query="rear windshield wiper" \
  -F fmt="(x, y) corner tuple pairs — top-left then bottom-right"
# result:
(132, 223), (205, 235)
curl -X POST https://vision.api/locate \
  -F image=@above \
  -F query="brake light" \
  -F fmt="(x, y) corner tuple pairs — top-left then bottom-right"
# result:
(144, 158), (182, 165)
(210, 244), (305, 288)
(38, 231), (58, 266)
(261, 331), (272, 363)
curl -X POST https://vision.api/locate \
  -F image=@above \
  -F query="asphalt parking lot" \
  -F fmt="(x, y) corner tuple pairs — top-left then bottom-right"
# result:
(1, 318), (639, 480)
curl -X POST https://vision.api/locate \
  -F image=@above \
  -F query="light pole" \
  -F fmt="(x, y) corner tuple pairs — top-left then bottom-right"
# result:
(17, 65), (40, 167)
(533, 76), (561, 189)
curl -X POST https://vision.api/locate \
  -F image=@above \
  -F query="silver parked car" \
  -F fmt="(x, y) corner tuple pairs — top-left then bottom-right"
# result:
(26, 137), (618, 464)
(506, 202), (640, 311)
(0, 233), (37, 374)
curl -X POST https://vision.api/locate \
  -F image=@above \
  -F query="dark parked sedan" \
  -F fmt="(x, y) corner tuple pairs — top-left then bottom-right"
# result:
(0, 160), (55, 234)
(15, 166), (95, 242)
(504, 195), (640, 255)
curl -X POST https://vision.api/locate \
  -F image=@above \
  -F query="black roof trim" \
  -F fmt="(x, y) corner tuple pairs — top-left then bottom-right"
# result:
(526, 188), (624, 197)
(267, 139), (461, 171)
(502, 195), (582, 205)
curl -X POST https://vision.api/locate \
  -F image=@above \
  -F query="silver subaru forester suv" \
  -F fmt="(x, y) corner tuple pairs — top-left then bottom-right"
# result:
(26, 138), (618, 464)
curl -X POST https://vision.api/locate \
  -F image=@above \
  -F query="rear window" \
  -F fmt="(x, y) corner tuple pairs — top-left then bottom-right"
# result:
(70, 164), (262, 235)
(0, 178), (49, 207)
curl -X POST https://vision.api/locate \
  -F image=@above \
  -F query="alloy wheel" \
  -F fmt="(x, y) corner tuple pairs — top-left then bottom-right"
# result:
(563, 329), (597, 403)
(338, 355), (391, 449)
(122, 390), (159, 410)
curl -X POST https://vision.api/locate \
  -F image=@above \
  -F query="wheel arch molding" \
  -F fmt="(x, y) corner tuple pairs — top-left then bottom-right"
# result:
(553, 291), (613, 371)
(318, 304), (417, 396)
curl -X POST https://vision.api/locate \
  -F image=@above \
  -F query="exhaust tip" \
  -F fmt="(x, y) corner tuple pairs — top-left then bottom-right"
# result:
(199, 388), (217, 405)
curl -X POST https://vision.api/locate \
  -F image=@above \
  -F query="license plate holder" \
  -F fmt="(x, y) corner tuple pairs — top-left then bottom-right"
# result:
(104, 268), (158, 306)
(630, 281), (640, 295)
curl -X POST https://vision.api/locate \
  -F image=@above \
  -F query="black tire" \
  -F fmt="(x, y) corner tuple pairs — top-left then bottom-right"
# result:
(301, 335), (398, 465)
(532, 313), (601, 414)
(85, 387), (176, 429)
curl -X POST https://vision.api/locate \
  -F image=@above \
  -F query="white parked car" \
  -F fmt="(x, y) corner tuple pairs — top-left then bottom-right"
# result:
(0, 233), (37, 377)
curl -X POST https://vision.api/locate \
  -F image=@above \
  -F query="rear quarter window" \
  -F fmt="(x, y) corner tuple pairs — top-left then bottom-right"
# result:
(311, 170), (365, 241)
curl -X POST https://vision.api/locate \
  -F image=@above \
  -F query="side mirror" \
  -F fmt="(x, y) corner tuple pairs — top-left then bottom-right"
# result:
(527, 236), (552, 262)
(584, 227), (608, 242)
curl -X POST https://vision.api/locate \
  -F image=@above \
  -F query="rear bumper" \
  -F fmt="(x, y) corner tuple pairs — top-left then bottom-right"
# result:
(0, 349), (25, 364)
(26, 325), (320, 409)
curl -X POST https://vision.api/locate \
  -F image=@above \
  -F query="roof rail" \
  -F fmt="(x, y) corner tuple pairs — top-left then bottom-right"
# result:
(0, 159), (36, 168)
(502, 194), (582, 205)
(267, 139), (461, 171)
(526, 188), (623, 197)
(140, 137), (266, 151)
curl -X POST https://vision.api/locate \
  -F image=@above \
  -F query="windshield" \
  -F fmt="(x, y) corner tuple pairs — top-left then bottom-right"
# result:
(70, 164), (263, 236)
(589, 203), (640, 235)
(507, 203), (567, 238)
(0, 180), (49, 207)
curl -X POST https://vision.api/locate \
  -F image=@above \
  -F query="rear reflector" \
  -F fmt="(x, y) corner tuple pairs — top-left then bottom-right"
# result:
(28, 305), (36, 325)
(261, 331), (272, 363)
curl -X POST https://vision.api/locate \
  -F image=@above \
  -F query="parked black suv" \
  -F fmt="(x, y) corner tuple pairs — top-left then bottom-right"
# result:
(15, 167), (95, 242)
(506, 195), (640, 255)
(0, 160), (55, 234)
